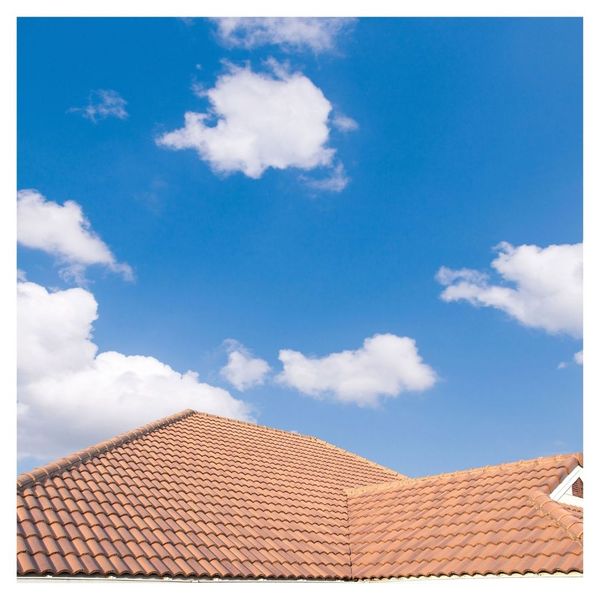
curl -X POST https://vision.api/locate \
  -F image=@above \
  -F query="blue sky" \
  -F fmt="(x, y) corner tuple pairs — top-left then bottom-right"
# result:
(17, 17), (582, 477)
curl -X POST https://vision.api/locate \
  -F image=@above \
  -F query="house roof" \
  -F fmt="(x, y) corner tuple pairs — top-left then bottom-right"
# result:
(17, 409), (402, 579)
(346, 453), (583, 579)
(16, 410), (583, 580)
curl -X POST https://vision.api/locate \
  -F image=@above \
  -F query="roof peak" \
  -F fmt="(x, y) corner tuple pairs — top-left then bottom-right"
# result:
(192, 411), (403, 479)
(17, 408), (403, 490)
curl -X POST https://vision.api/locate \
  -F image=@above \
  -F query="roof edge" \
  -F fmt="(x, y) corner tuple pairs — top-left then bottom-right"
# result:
(345, 452), (583, 498)
(17, 409), (196, 491)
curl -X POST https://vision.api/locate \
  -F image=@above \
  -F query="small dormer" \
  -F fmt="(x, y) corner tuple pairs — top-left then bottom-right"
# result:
(550, 465), (583, 508)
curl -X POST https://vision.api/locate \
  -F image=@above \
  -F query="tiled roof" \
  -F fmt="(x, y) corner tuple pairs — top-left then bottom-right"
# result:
(16, 410), (583, 580)
(17, 410), (402, 579)
(346, 453), (583, 579)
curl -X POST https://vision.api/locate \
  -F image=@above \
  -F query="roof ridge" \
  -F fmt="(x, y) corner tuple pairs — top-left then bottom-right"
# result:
(345, 452), (583, 498)
(17, 409), (196, 491)
(527, 490), (583, 542)
(192, 411), (406, 478)
(190, 410), (321, 441)
(311, 437), (405, 480)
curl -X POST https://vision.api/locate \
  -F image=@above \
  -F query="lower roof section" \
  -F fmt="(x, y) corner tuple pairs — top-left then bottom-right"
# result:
(347, 453), (583, 579)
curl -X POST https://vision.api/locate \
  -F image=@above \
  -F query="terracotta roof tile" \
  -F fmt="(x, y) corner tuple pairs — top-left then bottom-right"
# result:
(17, 551), (37, 574)
(346, 453), (583, 579)
(17, 410), (399, 579)
(16, 410), (582, 579)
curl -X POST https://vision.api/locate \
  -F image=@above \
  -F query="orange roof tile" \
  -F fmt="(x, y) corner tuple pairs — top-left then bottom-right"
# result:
(17, 410), (402, 579)
(16, 410), (583, 580)
(346, 453), (583, 579)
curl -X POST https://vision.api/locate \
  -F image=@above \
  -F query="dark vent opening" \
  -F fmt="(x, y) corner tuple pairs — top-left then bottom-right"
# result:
(571, 478), (583, 498)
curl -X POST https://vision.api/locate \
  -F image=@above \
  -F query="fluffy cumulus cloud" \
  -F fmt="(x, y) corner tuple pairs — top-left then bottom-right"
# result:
(157, 62), (349, 189)
(70, 89), (128, 122)
(17, 189), (133, 283)
(437, 242), (582, 338)
(17, 280), (253, 461)
(277, 334), (437, 406)
(212, 18), (355, 53)
(220, 340), (271, 391)
(574, 350), (583, 365)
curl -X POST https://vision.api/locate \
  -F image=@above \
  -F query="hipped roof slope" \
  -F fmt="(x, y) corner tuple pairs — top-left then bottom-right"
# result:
(17, 409), (402, 579)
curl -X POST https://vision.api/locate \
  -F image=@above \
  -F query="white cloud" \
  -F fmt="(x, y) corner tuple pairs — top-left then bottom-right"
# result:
(303, 163), (349, 192)
(70, 89), (128, 122)
(437, 242), (582, 338)
(558, 349), (583, 370)
(17, 189), (132, 283)
(157, 62), (350, 188)
(17, 280), (253, 461)
(332, 113), (359, 132)
(220, 340), (271, 391)
(277, 334), (437, 406)
(436, 267), (488, 287)
(212, 18), (355, 53)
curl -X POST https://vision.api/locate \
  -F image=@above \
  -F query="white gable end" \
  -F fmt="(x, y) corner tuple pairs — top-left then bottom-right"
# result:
(550, 465), (583, 508)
